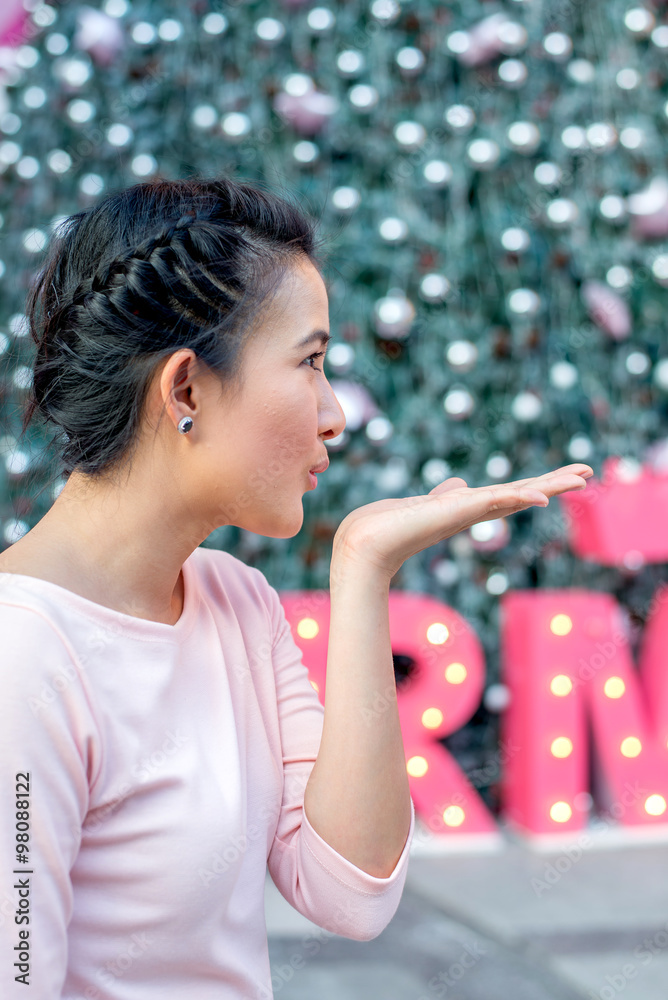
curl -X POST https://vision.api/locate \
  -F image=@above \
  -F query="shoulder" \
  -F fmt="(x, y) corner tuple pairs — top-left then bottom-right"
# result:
(0, 575), (114, 691)
(189, 546), (281, 627)
(0, 582), (74, 650)
(191, 545), (273, 595)
(0, 593), (85, 713)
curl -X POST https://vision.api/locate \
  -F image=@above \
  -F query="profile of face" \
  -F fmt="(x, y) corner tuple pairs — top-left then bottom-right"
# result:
(158, 255), (347, 541)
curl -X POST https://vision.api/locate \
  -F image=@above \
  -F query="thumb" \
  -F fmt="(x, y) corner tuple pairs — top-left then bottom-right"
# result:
(428, 476), (468, 496)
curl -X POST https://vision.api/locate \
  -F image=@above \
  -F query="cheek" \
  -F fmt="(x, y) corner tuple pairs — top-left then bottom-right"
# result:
(227, 382), (317, 473)
(259, 388), (316, 447)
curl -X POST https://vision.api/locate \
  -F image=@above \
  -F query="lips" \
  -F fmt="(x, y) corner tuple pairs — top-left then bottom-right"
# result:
(309, 459), (330, 474)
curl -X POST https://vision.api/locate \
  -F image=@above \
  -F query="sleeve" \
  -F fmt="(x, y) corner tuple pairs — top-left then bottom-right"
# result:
(0, 606), (98, 998)
(261, 580), (415, 942)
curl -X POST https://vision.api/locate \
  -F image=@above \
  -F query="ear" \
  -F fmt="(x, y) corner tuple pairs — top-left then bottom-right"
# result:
(156, 349), (198, 431)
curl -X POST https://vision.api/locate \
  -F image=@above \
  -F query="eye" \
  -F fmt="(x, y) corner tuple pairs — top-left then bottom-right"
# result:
(303, 351), (325, 372)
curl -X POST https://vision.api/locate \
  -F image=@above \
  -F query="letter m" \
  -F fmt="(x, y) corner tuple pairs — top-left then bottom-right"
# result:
(499, 588), (668, 835)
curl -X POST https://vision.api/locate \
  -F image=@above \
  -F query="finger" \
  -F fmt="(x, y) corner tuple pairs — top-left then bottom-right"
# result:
(532, 475), (590, 498)
(490, 472), (590, 499)
(393, 483), (554, 554)
(451, 476), (591, 531)
(462, 476), (585, 507)
(464, 499), (552, 526)
(437, 488), (555, 534)
(497, 464), (593, 491)
(427, 477), (468, 496)
(429, 483), (549, 524)
(526, 466), (594, 489)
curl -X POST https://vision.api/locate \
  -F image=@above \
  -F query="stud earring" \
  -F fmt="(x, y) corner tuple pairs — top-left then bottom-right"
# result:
(178, 416), (193, 434)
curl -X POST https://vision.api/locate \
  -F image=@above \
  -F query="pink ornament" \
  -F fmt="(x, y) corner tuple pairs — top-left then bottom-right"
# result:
(645, 437), (668, 474)
(0, 0), (27, 48)
(627, 176), (668, 240)
(273, 88), (339, 136)
(580, 280), (631, 340)
(74, 6), (126, 67)
(456, 13), (514, 68)
(0, 49), (20, 88)
(327, 379), (379, 432)
(469, 517), (510, 553)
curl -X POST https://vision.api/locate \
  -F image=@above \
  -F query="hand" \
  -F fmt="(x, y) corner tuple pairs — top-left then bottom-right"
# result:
(332, 463), (594, 581)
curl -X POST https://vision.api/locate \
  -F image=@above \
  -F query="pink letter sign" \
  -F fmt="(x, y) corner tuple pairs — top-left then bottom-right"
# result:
(278, 590), (497, 834)
(560, 457), (668, 566)
(500, 588), (668, 835)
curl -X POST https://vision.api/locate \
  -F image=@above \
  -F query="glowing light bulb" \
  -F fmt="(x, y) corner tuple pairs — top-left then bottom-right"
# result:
(645, 794), (667, 816)
(297, 617), (319, 639)
(550, 674), (573, 696)
(550, 737), (573, 758)
(620, 737), (641, 757)
(604, 676), (625, 698)
(549, 801), (572, 823)
(427, 622), (450, 644)
(309, 679), (319, 693)
(442, 805), (465, 827)
(406, 755), (429, 777)
(421, 707), (444, 729)
(550, 614), (573, 636)
(445, 662), (467, 684)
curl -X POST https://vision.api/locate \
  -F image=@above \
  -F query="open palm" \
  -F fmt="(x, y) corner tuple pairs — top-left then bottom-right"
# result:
(333, 463), (594, 580)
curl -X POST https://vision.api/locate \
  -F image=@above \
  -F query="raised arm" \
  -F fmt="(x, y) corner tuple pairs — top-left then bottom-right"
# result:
(303, 463), (593, 876)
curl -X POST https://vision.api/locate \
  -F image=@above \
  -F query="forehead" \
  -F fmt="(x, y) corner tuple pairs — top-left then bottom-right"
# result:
(246, 258), (329, 352)
(278, 256), (328, 307)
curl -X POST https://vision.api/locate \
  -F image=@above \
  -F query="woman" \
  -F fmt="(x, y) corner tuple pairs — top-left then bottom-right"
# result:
(0, 176), (592, 998)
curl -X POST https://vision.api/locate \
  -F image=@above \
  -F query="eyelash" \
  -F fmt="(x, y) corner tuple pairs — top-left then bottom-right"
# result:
(303, 351), (325, 373)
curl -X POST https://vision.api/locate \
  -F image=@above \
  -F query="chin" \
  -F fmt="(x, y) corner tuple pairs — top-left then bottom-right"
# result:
(240, 509), (304, 540)
(270, 516), (304, 540)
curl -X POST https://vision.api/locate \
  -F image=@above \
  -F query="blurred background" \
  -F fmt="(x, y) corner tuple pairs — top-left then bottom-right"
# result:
(1, 1), (668, 996)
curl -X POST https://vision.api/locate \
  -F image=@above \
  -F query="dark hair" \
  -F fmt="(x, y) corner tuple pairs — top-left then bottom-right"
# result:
(20, 175), (327, 484)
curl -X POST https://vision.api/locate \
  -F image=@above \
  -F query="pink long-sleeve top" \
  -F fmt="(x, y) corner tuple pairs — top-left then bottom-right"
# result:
(0, 544), (415, 999)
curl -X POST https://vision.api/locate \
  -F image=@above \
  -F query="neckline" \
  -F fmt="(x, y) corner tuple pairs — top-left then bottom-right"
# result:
(0, 547), (201, 640)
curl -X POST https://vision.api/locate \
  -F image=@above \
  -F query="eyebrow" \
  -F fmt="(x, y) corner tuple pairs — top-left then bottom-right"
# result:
(295, 329), (332, 350)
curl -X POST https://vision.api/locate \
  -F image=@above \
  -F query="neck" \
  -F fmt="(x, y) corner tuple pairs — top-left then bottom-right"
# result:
(24, 466), (205, 623)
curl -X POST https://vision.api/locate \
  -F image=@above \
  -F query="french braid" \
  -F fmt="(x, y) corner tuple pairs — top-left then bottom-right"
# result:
(19, 176), (323, 480)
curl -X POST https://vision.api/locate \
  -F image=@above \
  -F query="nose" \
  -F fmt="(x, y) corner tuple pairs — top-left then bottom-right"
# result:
(319, 379), (347, 440)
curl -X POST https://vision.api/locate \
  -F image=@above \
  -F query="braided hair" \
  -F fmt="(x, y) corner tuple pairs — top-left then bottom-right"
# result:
(21, 176), (326, 482)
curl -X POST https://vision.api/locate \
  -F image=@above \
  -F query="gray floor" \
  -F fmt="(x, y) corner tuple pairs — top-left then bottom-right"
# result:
(265, 819), (668, 999)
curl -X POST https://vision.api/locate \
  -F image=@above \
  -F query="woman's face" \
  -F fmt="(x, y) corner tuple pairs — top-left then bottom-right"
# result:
(179, 256), (347, 539)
